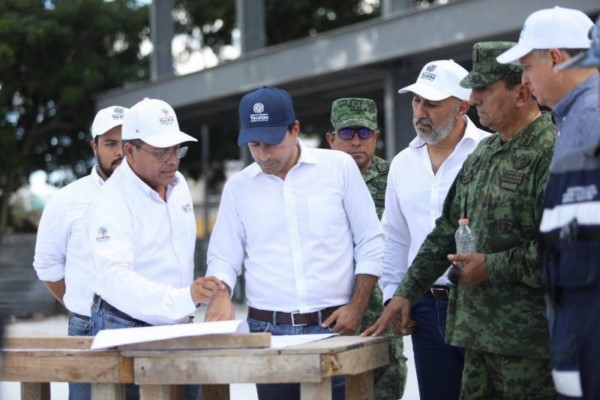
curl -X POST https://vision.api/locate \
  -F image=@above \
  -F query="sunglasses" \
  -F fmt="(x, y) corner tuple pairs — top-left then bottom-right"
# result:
(335, 127), (375, 140)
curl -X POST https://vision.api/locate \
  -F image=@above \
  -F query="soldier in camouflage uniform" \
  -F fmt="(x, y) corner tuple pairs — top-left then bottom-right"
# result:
(326, 97), (407, 400)
(365, 42), (557, 399)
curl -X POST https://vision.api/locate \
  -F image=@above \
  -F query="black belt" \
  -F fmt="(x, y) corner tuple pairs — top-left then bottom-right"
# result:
(423, 286), (450, 300)
(248, 306), (340, 326)
(93, 294), (149, 326)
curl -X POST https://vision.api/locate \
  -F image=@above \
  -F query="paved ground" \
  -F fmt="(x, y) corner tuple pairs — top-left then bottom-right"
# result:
(1, 304), (420, 399)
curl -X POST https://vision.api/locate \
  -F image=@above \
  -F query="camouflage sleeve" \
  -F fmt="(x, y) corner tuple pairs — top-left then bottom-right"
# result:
(394, 173), (461, 303)
(486, 155), (550, 288)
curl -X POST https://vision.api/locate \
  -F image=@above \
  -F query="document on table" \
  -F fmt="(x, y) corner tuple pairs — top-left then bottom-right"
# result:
(91, 319), (249, 350)
(270, 333), (338, 349)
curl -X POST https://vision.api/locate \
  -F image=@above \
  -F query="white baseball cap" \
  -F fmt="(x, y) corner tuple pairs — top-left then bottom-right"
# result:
(398, 60), (471, 101)
(91, 106), (128, 138)
(122, 98), (197, 148)
(497, 6), (594, 65)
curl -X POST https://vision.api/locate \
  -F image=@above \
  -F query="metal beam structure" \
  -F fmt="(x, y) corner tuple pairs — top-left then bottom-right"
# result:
(149, 0), (174, 80)
(98, 0), (600, 155)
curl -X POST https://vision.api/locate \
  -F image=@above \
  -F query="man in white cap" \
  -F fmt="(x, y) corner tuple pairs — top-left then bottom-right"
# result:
(86, 98), (224, 400)
(373, 60), (490, 400)
(497, 6), (600, 166)
(33, 105), (128, 400)
(539, 16), (600, 400)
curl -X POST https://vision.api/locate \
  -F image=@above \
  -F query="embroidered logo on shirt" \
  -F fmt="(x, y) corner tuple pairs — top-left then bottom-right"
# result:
(182, 203), (193, 213)
(96, 226), (111, 243)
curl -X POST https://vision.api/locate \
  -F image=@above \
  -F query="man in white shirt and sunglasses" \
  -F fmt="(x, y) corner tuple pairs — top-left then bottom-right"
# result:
(87, 98), (224, 400)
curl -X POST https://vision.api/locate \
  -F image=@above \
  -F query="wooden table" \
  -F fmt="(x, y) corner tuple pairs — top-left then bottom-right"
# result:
(2, 335), (388, 400)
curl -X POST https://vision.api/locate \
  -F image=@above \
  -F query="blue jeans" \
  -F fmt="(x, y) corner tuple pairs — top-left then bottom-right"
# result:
(247, 317), (345, 400)
(91, 299), (200, 400)
(410, 296), (465, 400)
(68, 313), (93, 400)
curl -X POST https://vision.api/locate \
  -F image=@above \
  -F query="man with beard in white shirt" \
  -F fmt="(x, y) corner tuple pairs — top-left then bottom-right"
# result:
(377, 60), (490, 400)
(33, 105), (127, 400)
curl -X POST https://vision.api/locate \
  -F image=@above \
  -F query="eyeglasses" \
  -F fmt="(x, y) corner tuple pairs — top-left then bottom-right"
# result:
(136, 145), (188, 162)
(335, 127), (375, 140)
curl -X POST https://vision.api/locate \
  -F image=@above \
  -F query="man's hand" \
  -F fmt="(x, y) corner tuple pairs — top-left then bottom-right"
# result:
(190, 276), (226, 306)
(321, 304), (363, 336)
(447, 252), (488, 286)
(362, 296), (415, 336)
(204, 288), (235, 322)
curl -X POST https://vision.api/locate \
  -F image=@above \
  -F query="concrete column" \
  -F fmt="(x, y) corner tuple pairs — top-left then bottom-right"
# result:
(381, 0), (414, 16)
(150, 0), (174, 80)
(236, 0), (266, 54)
(383, 63), (419, 159)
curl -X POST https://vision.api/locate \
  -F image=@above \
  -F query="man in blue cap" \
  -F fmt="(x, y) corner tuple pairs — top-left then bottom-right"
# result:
(205, 86), (384, 400)
(539, 17), (600, 400)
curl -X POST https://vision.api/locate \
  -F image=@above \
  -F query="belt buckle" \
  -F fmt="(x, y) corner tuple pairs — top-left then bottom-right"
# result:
(430, 287), (448, 299)
(290, 311), (307, 326)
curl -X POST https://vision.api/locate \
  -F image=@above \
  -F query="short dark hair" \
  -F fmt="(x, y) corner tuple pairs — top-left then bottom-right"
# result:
(123, 139), (144, 148)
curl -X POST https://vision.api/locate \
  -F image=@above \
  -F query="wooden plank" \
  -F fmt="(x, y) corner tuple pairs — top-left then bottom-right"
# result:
(118, 333), (270, 351)
(300, 379), (331, 400)
(20, 382), (50, 400)
(4, 336), (93, 350)
(346, 371), (374, 400)
(201, 384), (230, 400)
(91, 383), (125, 400)
(134, 353), (322, 384)
(278, 336), (387, 354)
(139, 385), (172, 399)
(320, 339), (388, 377)
(2, 352), (131, 383)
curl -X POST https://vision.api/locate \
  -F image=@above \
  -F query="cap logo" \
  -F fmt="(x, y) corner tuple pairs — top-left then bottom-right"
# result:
(159, 108), (175, 126)
(420, 64), (437, 81)
(112, 107), (125, 120)
(250, 102), (269, 123)
(350, 99), (363, 112)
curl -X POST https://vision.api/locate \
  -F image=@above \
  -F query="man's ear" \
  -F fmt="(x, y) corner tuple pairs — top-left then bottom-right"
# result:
(90, 139), (98, 156)
(325, 132), (335, 148)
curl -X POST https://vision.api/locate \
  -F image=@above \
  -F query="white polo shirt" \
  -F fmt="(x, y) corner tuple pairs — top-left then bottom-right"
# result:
(206, 140), (384, 313)
(33, 167), (104, 317)
(380, 116), (491, 301)
(86, 159), (197, 325)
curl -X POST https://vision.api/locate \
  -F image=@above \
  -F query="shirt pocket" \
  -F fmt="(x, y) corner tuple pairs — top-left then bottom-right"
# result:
(306, 194), (345, 237)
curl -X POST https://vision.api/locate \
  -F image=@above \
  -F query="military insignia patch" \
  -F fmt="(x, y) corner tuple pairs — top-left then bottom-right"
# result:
(521, 133), (535, 147)
(461, 171), (474, 184)
(512, 154), (531, 170)
(500, 170), (524, 191)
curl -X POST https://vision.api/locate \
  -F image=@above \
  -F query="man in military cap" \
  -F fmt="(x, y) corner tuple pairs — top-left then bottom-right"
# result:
(365, 42), (556, 399)
(326, 97), (407, 400)
(539, 17), (600, 400)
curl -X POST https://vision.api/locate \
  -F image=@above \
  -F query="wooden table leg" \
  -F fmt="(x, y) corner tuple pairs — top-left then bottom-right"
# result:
(21, 382), (50, 400)
(201, 384), (230, 400)
(91, 383), (125, 400)
(139, 384), (172, 399)
(346, 371), (374, 400)
(301, 378), (332, 400)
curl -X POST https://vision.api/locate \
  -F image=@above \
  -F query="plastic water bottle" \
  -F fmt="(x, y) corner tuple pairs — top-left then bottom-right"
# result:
(449, 218), (476, 285)
(455, 218), (476, 265)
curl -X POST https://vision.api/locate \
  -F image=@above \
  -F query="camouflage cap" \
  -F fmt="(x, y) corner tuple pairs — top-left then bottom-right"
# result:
(330, 98), (378, 131)
(460, 42), (523, 89)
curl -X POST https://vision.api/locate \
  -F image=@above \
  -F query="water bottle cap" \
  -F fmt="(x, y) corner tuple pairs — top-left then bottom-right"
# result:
(458, 218), (469, 225)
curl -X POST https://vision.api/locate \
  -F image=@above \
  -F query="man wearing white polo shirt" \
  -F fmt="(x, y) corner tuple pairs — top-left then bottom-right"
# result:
(33, 105), (128, 400)
(87, 98), (224, 400)
(376, 60), (490, 400)
(205, 86), (384, 400)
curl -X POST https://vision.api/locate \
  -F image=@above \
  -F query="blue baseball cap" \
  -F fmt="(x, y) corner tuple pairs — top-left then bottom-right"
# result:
(557, 17), (600, 70)
(238, 86), (296, 147)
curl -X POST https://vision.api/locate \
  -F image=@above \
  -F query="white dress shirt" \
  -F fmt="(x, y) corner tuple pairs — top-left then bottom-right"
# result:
(86, 159), (197, 325)
(380, 117), (491, 301)
(33, 167), (105, 317)
(206, 140), (384, 313)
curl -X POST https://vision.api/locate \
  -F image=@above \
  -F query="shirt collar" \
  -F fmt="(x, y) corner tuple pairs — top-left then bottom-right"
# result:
(248, 138), (316, 177)
(120, 158), (180, 201)
(552, 73), (599, 120)
(90, 165), (105, 188)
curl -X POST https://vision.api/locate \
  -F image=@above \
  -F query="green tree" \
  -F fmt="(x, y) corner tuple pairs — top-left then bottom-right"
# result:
(0, 0), (149, 248)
